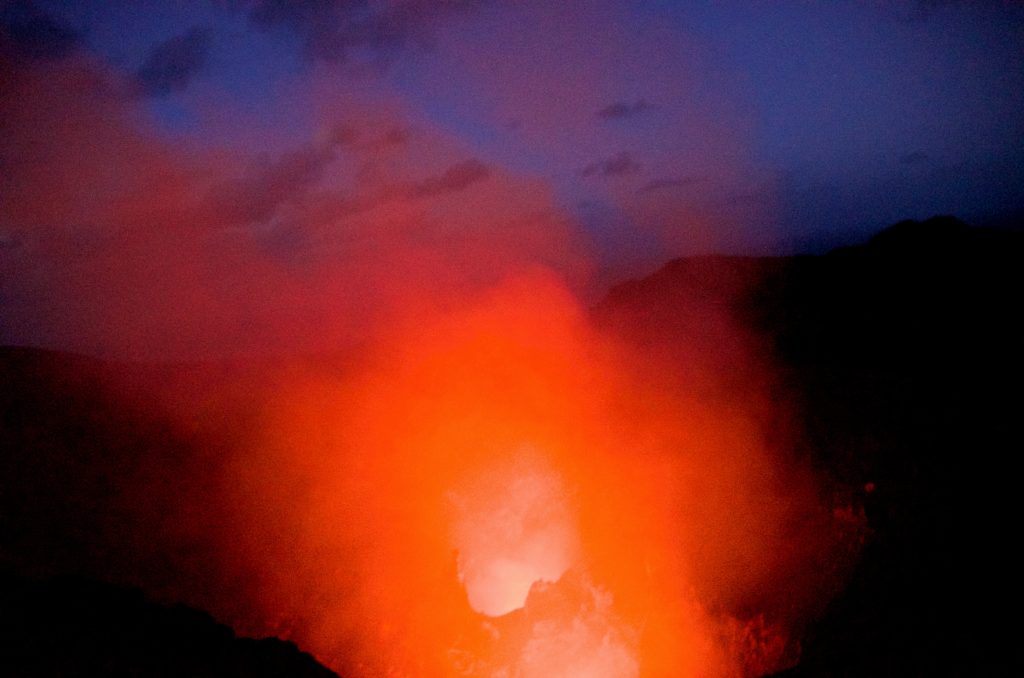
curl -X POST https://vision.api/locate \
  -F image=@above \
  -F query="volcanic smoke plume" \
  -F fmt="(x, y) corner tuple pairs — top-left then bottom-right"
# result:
(1, 20), (860, 675)
(172, 273), (861, 678)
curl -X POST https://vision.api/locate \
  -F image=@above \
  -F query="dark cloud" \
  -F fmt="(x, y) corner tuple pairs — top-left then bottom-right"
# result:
(900, 151), (930, 165)
(582, 152), (641, 178)
(135, 27), (211, 97)
(249, 0), (483, 62)
(911, 0), (960, 19)
(207, 143), (341, 226)
(206, 131), (488, 234)
(251, 216), (311, 262)
(0, 231), (23, 250)
(639, 176), (709, 193)
(407, 159), (490, 199)
(248, 0), (349, 61)
(379, 126), (411, 148)
(314, 157), (493, 222)
(596, 99), (650, 120)
(0, 0), (80, 60)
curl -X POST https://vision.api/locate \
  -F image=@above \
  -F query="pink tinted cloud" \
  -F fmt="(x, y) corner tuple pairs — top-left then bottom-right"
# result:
(0, 48), (592, 359)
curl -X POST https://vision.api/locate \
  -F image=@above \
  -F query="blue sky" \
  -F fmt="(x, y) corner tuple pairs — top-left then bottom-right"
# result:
(15, 1), (1024, 249)
(2, 0), (1023, 355)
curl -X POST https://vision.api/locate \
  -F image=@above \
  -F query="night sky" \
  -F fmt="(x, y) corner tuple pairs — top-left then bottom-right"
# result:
(2, 0), (1023, 357)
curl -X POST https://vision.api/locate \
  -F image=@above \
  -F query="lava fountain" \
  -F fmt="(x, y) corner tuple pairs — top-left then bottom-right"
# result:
(218, 271), (857, 677)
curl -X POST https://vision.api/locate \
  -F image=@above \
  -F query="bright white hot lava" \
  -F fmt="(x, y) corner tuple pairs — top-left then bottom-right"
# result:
(447, 447), (641, 677)
(449, 447), (577, 617)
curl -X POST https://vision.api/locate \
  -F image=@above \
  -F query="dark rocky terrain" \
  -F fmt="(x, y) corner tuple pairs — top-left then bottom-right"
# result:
(597, 216), (1023, 676)
(2, 216), (1021, 676)
(0, 572), (338, 678)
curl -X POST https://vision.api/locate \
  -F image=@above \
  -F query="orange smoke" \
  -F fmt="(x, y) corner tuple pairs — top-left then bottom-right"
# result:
(209, 271), (856, 677)
(2, 34), (857, 677)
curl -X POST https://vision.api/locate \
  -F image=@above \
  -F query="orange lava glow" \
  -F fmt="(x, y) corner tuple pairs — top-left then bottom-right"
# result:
(216, 272), (855, 677)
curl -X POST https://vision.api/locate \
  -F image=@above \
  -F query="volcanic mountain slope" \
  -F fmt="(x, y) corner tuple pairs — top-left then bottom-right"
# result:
(1, 216), (1022, 676)
(0, 349), (337, 675)
(596, 215), (1024, 676)
(0, 346), (250, 595)
(0, 572), (338, 678)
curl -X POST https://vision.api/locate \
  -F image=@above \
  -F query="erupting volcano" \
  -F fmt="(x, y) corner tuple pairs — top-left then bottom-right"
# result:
(3, 2), (1021, 676)
(204, 275), (858, 677)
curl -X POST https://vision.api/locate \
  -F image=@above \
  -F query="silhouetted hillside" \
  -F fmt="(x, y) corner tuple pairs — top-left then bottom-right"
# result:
(0, 572), (338, 678)
(0, 346), (222, 588)
(597, 216), (1023, 676)
(2, 216), (1022, 676)
(0, 351), (343, 676)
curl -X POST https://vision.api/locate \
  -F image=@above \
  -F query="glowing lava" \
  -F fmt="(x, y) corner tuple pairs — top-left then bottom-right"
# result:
(450, 448), (577, 617)
(447, 448), (642, 677)
(216, 272), (860, 677)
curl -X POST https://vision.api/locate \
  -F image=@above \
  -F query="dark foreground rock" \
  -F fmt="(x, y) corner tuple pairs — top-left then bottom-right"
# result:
(0, 572), (339, 678)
